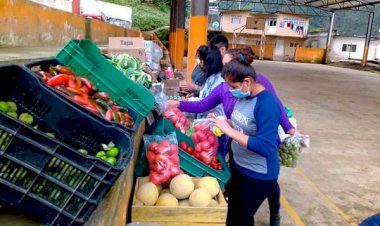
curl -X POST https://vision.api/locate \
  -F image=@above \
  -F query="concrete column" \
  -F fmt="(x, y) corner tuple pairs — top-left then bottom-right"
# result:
(175, 0), (186, 71)
(187, 0), (209, 81)
(362, 12), (374, 67)
(169, 0), (177, 63)
(325, 12), (335, 64)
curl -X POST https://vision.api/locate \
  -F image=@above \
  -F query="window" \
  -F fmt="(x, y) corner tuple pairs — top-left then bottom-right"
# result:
(231, 16), (241, 24)
(290, 42), (298, 47)
(342, 44), (357, 52)
(269, 18), (277, 26)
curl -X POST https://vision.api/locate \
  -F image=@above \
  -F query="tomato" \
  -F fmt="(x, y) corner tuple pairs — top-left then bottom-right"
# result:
(179, 117), (186, 125)
(148, 142), (159, 152)
(170, 144), (178, 156)
(161, 170), (172, 183)
(197, 132), (207, 142)
(200, 141), (211, 151)
(149, 172), (162, 185)
(194, 124), (201, 132)
(199, 152), (212, 164)
(171, 155), (180, 165)
(192, 133), (199, 144)
(186, 147), (194, 155)
(160, 140), (170, 147)
(179, 141), (188, 150)
(199, 124), (210, 132)
(210, 161), (218, 169)
(151, 161), (166, 172)
(217, 163), (223, 170)
(169, 115), (179, 124)
(146, 151), (156, 163)
(207, 135), (216, 145)
(170, 166), (181, 177)
(195, 144), (202, 153)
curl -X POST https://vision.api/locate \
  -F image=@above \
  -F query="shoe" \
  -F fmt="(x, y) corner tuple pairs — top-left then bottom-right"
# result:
(270, 214), (281, 226)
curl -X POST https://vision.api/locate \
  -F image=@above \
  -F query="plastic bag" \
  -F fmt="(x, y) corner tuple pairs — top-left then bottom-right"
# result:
(191, 119), (219, 165)
(162, 106), (191, 133)
(278, 135), (302, 168)
(143, 132), (181, 185)
(151, 83), (167, 115)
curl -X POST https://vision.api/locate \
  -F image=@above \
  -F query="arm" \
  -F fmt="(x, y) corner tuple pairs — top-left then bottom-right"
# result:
(179, 83), (223, 113)
(257, 74), (294, 133)
(247, 100), (280, 157)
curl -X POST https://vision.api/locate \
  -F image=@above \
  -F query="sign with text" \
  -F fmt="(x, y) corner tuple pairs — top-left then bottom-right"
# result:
(109, 37), (145, 50)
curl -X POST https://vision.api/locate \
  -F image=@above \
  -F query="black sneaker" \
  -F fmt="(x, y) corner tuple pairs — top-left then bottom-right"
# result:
(270, 214), (281, 226)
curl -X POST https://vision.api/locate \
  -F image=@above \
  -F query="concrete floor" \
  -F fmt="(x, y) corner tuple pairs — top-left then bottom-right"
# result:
(0, 60), (379, 225)
(253, 60), (380, 226)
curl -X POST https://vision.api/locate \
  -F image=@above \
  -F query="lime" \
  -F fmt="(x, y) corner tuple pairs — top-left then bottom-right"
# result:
(100, 156), (108, 161)
(106, 157), (117, 166)
(6, 102), (17, 112)
(78, 149), (88, 155)
(0, 102), (9, 112)
(19, 113), (34, 125)
(95, 151), (106, 158)
(46, 132), (55, 138)
(106, 147), (119, 157)
(7, 112), (18, 118)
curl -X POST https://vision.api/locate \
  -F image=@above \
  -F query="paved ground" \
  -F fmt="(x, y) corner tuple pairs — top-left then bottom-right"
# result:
(253, 60), (380, 226)
(0, 55), (379, 226)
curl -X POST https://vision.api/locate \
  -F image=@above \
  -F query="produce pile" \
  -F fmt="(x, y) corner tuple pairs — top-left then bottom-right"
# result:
(135, 175), (223, 207)
(109, 54), (152, 89)
(179, 141), (223, 170)
(162, 107), (191, 134)
(190, 121), (219, 166)
(0, 101), (121, 166)
(34, 65), (134, 128)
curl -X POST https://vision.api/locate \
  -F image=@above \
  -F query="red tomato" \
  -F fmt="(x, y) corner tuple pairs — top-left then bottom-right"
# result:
(148, 142), (159, 152)
(161, 170), (172, 183)
(171, 155), (180, 165)
(207, 135), (216, 145)
(146, 151), (156, 163)
(199, 152), (212, 164)
(151, 161), (166, 172)
(149, 172), (162, 185)
(217, 163), (223, 170)
(179, 141), (188, 150)
(200, 141), (211, 151)
(186, 147), (194, 155)
(160, 140), (170, 147)
(195, 144), (202, 153)
(199, 124), (210, 132)
(169, 115), (179, 124)
(197, 132), (207, 142)
(194, 124), (201, 132)
(179, 117), (186, 125)
(210, 161), (218, 169)
(192, 133), (199, 144)
(170, 166), (181, 177)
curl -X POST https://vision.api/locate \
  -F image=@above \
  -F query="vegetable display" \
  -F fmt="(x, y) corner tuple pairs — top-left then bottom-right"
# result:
(34, 65), (134, 128)
(179, 141), (223, 170)
(109, 54), (152, 89)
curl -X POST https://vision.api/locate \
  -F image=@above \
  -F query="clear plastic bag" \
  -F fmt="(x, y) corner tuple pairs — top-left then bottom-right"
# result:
(191, 119), (219, 165)
(278, 135), (302, 168)
(143, 132), (181, 185)
(150, 83), (167, 115)
(162, 106), (191, 133)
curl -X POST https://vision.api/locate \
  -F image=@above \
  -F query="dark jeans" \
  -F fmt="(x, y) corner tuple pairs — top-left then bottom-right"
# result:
(226, 162), (280, 226)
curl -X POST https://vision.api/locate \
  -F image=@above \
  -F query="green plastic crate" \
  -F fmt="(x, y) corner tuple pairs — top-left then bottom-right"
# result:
(56, 39), (155, 123)
(153, 118), (231, 189)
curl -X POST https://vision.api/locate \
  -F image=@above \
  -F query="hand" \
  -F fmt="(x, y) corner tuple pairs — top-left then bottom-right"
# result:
(166, 100), (180, 108)
(207, 112), (218, 120)
(209, 116), (233, 135)
(287, 128), (296, 135)
(180, 83), (199, 91)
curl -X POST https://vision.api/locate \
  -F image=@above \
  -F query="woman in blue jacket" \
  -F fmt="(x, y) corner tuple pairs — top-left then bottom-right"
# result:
(210, 59), (281, 226)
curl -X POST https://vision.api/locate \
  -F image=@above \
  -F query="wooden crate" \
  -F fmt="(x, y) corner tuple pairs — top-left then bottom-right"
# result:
(131, 177), (228, 226)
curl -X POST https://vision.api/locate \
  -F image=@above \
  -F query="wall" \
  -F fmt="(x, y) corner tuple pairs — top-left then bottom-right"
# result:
(29, 0), (73, 12)
(221, 11), (262, 35)
(284, 37), (305, 60)
(0, 0), (143, 47)
(294, 47), (325, 63)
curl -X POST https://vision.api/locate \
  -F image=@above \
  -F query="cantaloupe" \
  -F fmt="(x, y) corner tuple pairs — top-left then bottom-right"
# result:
(179, 199), (190, 207)
(155, 193), (178, 206)
(209, 199), (218, 207)
(189, 188), (212, 207)
(136, 182), (159, 206)
(196, 176), (220, 197)
(160, 188), (170, 194)
(134, 199), (144, 206)
(169, 174), (194, 199)
(139, 176), (162, 192)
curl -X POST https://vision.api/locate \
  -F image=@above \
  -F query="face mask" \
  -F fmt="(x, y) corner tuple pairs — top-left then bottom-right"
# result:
(196, 58), (201, 65)
(230, 83), (250, 98)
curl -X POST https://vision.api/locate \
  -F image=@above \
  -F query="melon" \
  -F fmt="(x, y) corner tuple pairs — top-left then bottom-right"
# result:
(138, 176), (150, 187)
(169, 174), (194, 199)
(160, 188), (171, 194)
(209, 199), (218, 207)
(134, 199), (144, 206)
(155, 193), (178, 206)
(136, 182), (159, 206)
(189, 188), (212, 207)
(179, 199), (190, 207)
(196, 176), (220, 197)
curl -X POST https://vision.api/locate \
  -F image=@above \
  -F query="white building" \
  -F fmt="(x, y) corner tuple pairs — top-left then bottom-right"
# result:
(305, 32), (380, 62)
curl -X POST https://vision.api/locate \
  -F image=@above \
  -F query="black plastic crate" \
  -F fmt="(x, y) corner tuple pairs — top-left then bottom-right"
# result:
(0, 65), (133, 225)
(25, 58), (139, 133)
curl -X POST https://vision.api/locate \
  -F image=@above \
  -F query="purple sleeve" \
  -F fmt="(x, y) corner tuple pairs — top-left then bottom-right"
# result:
(257, 74), (295, 133)
(179, 83), (223, 113)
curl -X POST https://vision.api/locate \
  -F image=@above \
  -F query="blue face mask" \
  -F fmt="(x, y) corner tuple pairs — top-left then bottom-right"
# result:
(230, 83), (250, 98)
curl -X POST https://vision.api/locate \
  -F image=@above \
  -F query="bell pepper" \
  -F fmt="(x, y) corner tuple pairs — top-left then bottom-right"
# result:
(78, 77), (93, 90)
(55, 85), (75, 97)
(79, 85), (90, 94)
(104, 109), (113, 121)
(84, 105), (100, 114)
(112, 110), (120, 123)
(118, 112), (125, 125)
(73, 95), (92, 107)
(93, 92), (109, 101)
(67, 79), (77, 89)
(66, 87), (83, 95)
(76, 77), (82, 89)
(95, 99), (111, 110)
(47, 74), (69, 87)
(54, 65), (74, 75)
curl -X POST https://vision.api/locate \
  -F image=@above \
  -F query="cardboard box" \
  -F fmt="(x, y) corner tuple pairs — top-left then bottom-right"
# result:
(132, 177), (227, 226)
(108, 37), (146, 62)
(164, 79), (180, 96)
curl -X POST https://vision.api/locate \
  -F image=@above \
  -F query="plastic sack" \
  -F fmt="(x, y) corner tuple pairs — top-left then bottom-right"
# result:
(191, 119), (219, 165)
(162, 106), (191, 133)
(143, 132), (181, 185)
(144, 41), (163, 70)
(278, 135), (302, 168)
(151, 83), (166, 115)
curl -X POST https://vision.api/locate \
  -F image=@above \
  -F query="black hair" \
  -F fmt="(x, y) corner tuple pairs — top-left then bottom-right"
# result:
(196, 45), (208, 62)
(222, 59), (257, 83)
(209, 34), (229, 50)
(205, 45), (223, 77)
(226, 46), (255, 65)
